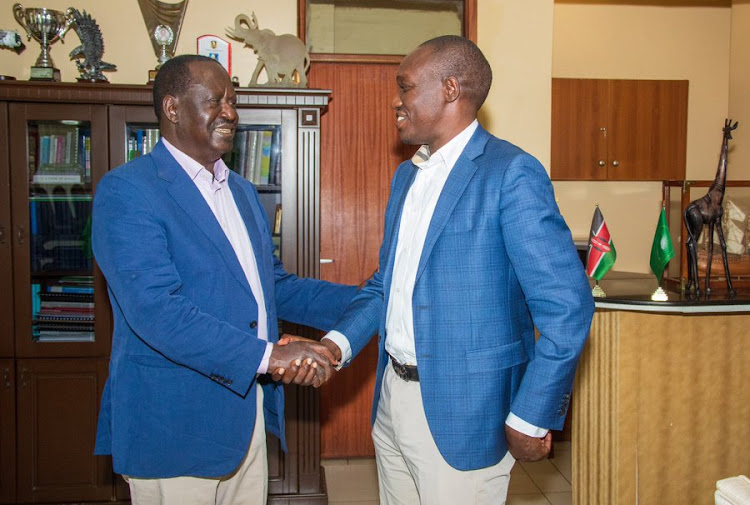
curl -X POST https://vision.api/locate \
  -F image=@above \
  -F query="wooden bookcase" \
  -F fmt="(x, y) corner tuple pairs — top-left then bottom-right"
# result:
(0, 81), (331, 505)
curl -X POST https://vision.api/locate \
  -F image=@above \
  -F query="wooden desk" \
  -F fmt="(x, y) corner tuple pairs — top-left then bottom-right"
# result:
(573, 278), (750, 505)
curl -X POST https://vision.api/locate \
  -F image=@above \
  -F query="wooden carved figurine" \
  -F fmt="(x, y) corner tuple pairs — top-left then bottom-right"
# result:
(684, 119), (738, 298)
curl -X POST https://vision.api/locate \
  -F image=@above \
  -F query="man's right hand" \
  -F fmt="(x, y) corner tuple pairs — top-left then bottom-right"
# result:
(268, 338), (338, 388)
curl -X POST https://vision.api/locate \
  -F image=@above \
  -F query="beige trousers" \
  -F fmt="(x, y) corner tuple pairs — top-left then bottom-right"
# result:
(126, 387), (268, 505)
(372, 363), (515, 505)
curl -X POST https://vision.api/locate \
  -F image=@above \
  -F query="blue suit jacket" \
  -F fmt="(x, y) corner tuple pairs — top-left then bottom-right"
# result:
(333, 126), (594, 471)
(92, 141), (357, 478)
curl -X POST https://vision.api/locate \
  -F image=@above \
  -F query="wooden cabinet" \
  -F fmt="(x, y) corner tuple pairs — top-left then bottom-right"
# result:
(0, 81), (332, 504)
(551, 78), (688, 181)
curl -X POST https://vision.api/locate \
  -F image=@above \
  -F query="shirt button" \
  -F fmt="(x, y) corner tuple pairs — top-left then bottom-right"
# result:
(249, 321), (257, 328)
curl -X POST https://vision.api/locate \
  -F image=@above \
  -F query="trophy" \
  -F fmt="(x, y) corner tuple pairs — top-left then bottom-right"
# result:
(13, 4), (74, 81)
(138, 0), (189, 83)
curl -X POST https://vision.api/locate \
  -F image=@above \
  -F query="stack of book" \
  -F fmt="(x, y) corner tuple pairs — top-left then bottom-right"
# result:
(29, 194), (93, 272)
(32, 277), (95, 342)
(29, 122), (91, 185)
(225, 127), (282, 186)
(127, 127), (161, 161)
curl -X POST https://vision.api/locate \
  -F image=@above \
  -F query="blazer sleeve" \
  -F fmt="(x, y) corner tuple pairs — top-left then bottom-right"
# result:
(500, 153), (595, 430)
(92, 173), (267, 397)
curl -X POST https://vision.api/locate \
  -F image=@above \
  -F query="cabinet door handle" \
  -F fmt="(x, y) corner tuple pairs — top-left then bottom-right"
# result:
(18, 368), (27, 390)
(2, 368), (10, 389)
(598, 160), (605, 167)
(612, 160), (620, 167)
(0, 224), (5, 244)
(16, 224), (24, 245)
(320, 258), (334, 264)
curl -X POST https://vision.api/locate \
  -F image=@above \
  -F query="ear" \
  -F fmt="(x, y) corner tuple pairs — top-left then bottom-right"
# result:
(163, 95), (179, 124)
(443, 76), (460, 103)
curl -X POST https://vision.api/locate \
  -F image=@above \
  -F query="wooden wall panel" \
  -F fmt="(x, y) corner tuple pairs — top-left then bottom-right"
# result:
(309, 61), (414, 458)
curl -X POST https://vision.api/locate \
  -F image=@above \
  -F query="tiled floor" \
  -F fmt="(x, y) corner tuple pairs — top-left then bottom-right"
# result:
(322, 441), (571, 505)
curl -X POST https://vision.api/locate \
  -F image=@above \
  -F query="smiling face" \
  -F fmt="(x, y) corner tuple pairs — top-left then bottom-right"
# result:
(165, 60), (238, 170)
(393, 46), (450, 152)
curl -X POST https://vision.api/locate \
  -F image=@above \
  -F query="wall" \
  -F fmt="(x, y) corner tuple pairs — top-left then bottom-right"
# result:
(730, 0), (750, 172)
(552, 2), (733, 273)
(0, 0), (297, 85)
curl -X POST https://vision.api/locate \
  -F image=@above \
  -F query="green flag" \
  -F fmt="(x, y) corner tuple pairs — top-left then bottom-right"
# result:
(650, 207), (675, 282)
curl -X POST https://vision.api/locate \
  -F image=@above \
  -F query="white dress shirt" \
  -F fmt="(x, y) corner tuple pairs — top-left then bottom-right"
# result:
(324, 121), (547, 438)
(163, 138), (273, 374)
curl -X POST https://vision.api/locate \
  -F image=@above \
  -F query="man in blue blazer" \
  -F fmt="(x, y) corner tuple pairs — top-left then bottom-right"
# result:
(92, 55), (357, 505)
(321, 36), (594, 504)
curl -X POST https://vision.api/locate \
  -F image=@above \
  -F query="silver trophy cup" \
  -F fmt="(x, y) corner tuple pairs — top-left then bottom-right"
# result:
(13, 4), (74, 81)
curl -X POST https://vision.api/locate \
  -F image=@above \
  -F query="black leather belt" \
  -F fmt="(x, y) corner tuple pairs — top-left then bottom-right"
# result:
(389, 355), (419, 382)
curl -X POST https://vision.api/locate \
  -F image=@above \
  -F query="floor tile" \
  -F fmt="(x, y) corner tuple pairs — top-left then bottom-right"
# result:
(545, 491), (573, 505)
(507, 494), (552, 505)
(549, 443), (572, 484)
(509, 464), (542, 495)
(520, 458), (572, 493)
(323, 458), (379, 503)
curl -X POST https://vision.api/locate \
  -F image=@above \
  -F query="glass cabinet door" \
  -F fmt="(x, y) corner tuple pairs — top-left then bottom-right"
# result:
(109, 106), (159, 169)
(9, 104), (109, 358)
(0, 104), (13, 359)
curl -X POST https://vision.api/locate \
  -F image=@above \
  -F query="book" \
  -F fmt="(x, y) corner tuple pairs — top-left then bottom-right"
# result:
(259, 130), (273, 185)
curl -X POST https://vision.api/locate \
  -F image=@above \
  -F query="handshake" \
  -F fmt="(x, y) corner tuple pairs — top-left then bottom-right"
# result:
(268, 334), (341, 388)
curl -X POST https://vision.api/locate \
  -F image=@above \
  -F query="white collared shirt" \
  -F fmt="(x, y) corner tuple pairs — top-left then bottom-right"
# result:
(163, 138), (272, 373)
(384, 120), (478, 365)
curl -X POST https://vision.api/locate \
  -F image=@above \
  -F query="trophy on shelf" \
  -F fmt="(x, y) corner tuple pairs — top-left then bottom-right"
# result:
(138, 0), (189, 83)
(13, 3), (75, 81)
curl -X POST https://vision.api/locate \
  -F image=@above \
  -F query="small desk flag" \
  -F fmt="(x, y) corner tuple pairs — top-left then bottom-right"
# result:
(586, 206), (616, 281)
(650, 207), (675, 283)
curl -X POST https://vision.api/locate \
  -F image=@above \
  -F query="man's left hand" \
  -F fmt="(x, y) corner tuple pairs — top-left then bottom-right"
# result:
(505, 425), (552, 462)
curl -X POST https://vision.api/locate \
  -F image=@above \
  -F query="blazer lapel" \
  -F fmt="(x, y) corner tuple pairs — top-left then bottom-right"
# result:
(152, 142), (254, 298)
(228, 175), (272, 302)
(414, 127), (489, 285)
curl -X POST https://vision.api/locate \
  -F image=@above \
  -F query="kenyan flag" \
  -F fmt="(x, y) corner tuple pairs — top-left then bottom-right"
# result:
(586, 206), (616, 281)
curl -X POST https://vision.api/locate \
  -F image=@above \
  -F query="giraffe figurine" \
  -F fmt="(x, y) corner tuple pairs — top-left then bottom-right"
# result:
(684, 119), (738, 298)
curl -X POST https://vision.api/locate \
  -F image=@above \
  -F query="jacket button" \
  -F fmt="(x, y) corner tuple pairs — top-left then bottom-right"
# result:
(249, 321), (257, 328)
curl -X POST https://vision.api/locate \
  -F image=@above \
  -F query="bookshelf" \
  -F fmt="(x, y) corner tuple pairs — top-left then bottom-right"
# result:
(0, 81), (332, 505)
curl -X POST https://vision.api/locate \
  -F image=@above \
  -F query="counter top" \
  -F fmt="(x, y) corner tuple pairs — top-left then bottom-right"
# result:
(590, 272), (750, 314)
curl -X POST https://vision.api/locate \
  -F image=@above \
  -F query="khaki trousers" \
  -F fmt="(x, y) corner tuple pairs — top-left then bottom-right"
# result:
(126, 388), (268, 505)
(372, 362), (515, 505)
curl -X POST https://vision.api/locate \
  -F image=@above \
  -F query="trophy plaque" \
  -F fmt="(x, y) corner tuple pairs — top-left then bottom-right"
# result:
(138, 0), (189, 83)
(13, 3), (74, 81)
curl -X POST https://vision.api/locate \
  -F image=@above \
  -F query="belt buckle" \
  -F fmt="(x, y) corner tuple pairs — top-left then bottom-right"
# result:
(392, 360), (408, 381)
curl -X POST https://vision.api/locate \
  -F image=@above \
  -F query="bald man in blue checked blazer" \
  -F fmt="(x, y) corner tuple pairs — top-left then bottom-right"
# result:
(321, 36), (594, 505)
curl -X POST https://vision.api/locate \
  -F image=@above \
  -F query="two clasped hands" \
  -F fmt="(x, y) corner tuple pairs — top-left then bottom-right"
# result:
(267, 335), (340, 388)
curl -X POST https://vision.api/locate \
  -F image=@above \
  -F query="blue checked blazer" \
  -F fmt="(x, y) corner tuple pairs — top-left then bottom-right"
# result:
(333, 125), (594, 471)
(92, 141), (357, 478)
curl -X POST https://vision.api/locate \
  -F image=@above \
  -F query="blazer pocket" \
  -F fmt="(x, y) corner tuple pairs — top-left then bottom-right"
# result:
(464, 340), (527, 370)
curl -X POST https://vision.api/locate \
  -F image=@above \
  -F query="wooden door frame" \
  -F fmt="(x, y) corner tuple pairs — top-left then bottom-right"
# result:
(298, 0), (477, 63)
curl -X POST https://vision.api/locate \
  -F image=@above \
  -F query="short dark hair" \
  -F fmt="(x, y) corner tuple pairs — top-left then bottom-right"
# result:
(152, 54), (224, 120)
(419, 35), (492, 111)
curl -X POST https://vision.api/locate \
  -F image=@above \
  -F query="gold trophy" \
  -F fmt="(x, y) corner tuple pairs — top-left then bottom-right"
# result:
(138, 0), (189, 83)
(13, 4), (75, 81)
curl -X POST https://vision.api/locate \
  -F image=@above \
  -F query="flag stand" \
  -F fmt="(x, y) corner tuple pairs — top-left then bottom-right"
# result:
(651, 286), (668, 301)
(592, 281), (606, 298)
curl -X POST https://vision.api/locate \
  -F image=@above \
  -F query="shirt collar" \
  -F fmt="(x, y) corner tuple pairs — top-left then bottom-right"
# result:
(162, 137), (229, 187)
(411, 119), (479, 171)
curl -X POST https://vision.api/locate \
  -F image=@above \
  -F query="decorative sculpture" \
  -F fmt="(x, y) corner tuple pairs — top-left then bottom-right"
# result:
(67, 9), (116, 82)
(226, 12), (309, 87)
(684, 119), (738, 298)
(0, 29), (25, 53)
